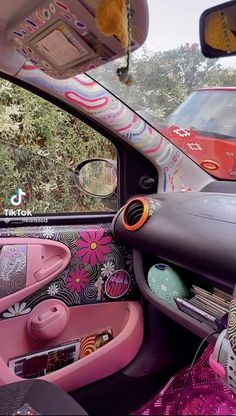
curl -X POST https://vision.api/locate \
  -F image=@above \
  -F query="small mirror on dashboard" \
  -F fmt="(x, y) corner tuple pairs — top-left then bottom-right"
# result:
(74, 159), (117, 198)
(200, 0), (236, 58)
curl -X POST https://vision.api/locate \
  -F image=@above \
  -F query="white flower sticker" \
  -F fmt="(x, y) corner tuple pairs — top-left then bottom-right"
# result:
(101, 261), (115, 277)
(3, 302), (31, 318)
(47, 283), (59, 296)
(42, 226), (55, 239)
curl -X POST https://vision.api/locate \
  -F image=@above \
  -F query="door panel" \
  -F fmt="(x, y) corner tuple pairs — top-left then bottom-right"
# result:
(0, 224), (138, 320)
(0, 238), (71, 312)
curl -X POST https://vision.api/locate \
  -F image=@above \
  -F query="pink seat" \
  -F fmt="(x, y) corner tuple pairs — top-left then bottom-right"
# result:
(135, 346), (236, 415)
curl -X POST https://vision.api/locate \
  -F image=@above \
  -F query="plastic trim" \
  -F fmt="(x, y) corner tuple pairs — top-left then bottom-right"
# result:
(122, 197), (149, 232)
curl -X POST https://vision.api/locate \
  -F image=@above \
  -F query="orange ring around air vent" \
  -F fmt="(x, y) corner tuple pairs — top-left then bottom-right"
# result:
(122, 197), (150, 232)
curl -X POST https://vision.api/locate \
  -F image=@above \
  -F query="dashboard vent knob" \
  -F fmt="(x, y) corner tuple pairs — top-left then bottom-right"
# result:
(122, 197), (150, 231)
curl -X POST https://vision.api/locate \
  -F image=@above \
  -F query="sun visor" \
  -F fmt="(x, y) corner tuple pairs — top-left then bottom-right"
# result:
(7, 0), (149, 79)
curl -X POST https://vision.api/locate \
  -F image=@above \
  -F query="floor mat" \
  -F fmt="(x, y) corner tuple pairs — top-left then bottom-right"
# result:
(135, 346), (236, 415)
(71, 370), (174, 416)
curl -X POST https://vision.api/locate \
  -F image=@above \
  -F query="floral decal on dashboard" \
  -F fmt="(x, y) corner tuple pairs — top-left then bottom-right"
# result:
(0, 224), (138, 319)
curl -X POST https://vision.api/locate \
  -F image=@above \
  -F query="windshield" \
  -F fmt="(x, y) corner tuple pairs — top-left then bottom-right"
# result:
(89, 0), (236, 180)
(163, 90), (236, 140)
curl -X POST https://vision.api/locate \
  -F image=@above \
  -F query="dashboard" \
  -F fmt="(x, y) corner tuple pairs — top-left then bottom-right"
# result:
(112, 190), (236, 341)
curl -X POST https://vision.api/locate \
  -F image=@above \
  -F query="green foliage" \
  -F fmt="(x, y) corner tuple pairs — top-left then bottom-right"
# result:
(91, 43), (236, 125)
(0, 81), (116, 214)
(203, 67), (236, 87)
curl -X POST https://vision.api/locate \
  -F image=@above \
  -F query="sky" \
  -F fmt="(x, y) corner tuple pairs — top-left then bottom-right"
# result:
(144, 0), (236, 67)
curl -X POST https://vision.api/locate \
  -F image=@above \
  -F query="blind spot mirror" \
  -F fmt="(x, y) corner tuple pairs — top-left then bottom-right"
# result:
(74, 159), (117, 198)
(200, 0), (236, 58)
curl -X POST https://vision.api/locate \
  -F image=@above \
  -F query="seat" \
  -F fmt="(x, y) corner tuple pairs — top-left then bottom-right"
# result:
(135, 346), (236, 415)
(0, 379), (88, 415)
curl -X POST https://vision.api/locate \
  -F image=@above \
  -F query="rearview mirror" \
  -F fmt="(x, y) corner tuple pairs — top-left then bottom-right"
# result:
(200, 0), (236, 58)
(74, 159), (117, 198)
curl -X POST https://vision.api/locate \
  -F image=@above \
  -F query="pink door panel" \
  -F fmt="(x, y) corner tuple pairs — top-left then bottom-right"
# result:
(0, 224), (138, 320)
(0, 238), (71, 313)
(0, 224), (142, 391)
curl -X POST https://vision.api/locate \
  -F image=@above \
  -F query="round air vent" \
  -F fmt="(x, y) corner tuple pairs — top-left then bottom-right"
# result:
(122, 197), (150, 232)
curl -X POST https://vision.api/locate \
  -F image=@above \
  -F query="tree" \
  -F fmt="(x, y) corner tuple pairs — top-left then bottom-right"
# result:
(90, 43), (236, 124)
(0, 81), (116, 213)
(203, 67), (236, 87)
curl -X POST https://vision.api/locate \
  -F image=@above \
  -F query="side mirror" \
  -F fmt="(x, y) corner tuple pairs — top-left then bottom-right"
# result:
(200, 0), (236, 58)
(74, 159), (117, 198)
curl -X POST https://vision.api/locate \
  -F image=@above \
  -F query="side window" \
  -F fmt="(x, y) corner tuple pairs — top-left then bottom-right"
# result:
(0, 80), (117, 215)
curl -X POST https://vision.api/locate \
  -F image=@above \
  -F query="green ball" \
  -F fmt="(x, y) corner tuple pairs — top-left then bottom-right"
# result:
(147, 264), (188, 307)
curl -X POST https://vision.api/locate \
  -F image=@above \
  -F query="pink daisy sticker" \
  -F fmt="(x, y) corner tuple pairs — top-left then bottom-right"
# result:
(66, 268), (90, 293)
(76, 229), (112, 266)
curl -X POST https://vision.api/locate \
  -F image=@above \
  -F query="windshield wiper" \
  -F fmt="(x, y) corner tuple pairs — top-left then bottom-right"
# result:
(191, 129), (236, 141)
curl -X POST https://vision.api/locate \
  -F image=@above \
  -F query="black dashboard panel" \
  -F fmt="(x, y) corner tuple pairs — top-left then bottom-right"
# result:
(202, 181), (236, 194)
(112, 192), (236, 290)
(176, 194), (236, 223)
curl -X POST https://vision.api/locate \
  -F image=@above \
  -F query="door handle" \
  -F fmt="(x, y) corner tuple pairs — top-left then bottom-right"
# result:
(34, 256), (63, 281)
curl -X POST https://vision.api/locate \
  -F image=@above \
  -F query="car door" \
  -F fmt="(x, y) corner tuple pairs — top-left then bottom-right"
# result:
(0, 77), (158, 391)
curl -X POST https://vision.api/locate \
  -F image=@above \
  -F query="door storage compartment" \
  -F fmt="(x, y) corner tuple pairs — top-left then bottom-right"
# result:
(0, 301), (143, 392)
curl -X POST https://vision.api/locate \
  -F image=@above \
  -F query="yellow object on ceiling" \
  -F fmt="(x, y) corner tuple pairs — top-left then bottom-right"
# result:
(86, 0), (129, 49)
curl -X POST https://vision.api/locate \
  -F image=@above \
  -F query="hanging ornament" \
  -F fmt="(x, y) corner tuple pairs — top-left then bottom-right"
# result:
(117, 0), (134, 86)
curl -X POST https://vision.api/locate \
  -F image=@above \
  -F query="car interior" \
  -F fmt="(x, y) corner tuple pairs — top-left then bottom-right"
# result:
(0, 0), (236, 415)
